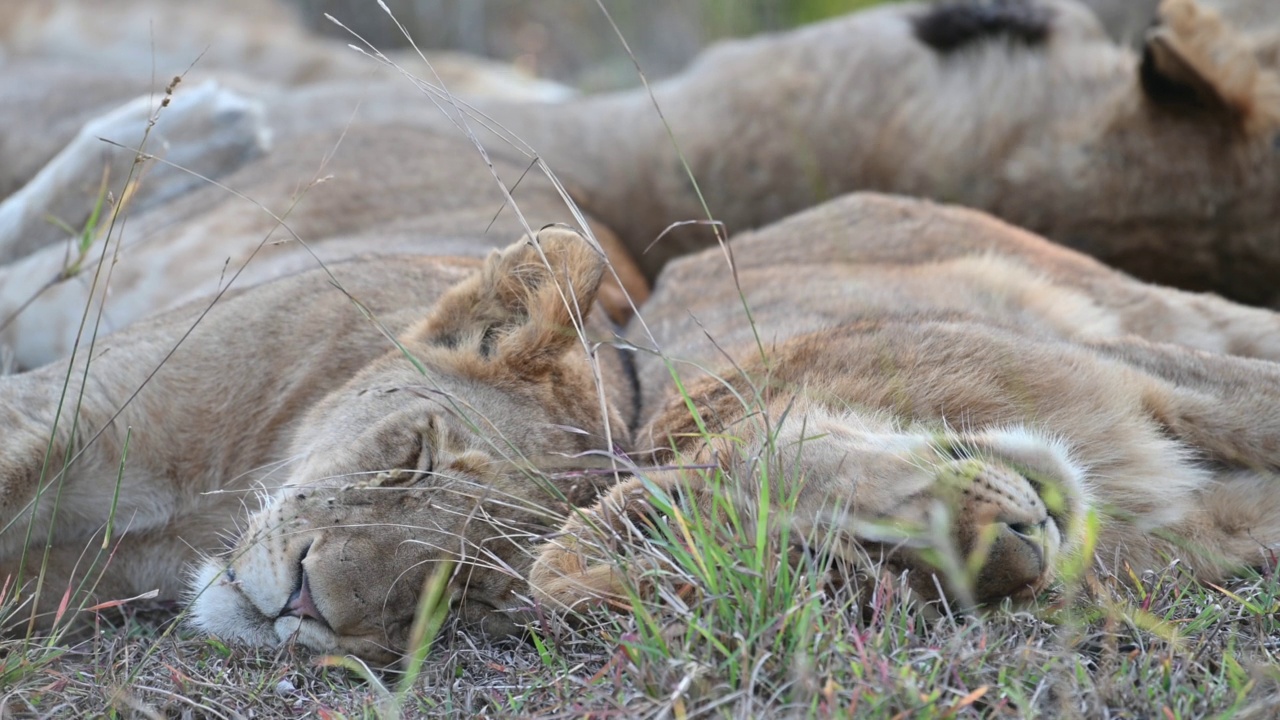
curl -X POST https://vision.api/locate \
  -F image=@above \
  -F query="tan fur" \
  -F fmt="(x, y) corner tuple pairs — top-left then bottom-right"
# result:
(0, 229), (634, 662)
(530, 194), (1280, 621)
(0, 3), (589, 371)
(0, 116), (649, 369)
(1082, 0), (1277, 48)
(3, 0), (1280, 662)
(437, 0), (1280, 303)
(1146, 0), (1280, 136)
(623, 192), (1280, 417)
(0, 65), (570, 260)
(0, 63), (154, 202)
(8, 0), (1280, 367)
(6, 193), (1280, 661)
(5, 0), (1279, 372)
(0, 80), (271, 262)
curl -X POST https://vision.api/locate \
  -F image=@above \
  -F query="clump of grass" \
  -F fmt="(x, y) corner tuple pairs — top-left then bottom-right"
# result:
(530, 491), (1280, 717)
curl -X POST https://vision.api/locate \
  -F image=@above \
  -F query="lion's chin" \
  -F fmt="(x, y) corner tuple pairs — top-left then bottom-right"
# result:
(186, 559), (280, 650)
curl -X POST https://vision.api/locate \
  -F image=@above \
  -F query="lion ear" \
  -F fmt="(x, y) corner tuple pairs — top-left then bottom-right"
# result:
(1140, 0), (1280, 137)
(411, 227), (606, 373)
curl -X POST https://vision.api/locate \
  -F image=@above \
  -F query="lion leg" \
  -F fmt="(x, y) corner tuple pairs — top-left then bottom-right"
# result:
(0, 369), (186, 627)
(1090, 338), (1280, 470)
(1091, 464), (1280, 584)
(0, 524), (204, 631)
(0, 80), (268, 264)
(528, 475), (660, 612)
(0, 247), (116, 371)
(1086, 338), (1280, 578)
(1093, 284), (1280, 363)
(0, 392), (94, 628)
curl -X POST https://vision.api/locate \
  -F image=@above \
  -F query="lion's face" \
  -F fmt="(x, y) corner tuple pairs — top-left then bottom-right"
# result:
(531, 399), (1087, 617)
(191, 359), (600, 661)
(187, 230), (630, 662)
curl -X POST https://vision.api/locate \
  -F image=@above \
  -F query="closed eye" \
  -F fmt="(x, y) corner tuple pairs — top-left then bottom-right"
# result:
(938, 440), (976, 461)
(408, 432), (434, 475)
(379, 417), (438, 486)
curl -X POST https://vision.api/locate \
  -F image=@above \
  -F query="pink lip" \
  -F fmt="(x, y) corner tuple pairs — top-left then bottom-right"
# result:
(282, 570), (332, 629)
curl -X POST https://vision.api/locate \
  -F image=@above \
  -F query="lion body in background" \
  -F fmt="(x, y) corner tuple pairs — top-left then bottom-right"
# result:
(3, 0), (1280, 371)
(0, 0), (575, 212)
(417, 0), (1280, 302)
(0, 118), (648, 369)
(0, 0), (1279, 664)
(4, 0), (1280, 372)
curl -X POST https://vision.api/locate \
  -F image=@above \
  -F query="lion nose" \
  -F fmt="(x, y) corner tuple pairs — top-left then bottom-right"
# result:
(972, 519), (1048, 603)
(280, 569), (330, 627)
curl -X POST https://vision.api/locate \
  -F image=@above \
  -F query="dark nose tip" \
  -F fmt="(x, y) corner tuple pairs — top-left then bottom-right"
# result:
(973, 520), (1048, 603)
(280, 569), (328, 625)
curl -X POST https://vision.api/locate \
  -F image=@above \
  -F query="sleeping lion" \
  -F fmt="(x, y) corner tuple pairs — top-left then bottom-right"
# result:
(4, 194), (1278, 663)
(532, 194), (1280, 618)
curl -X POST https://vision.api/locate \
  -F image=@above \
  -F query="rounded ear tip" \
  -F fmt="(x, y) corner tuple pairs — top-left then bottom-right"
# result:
(530, 226), (608, 277)
(532, 225), (595, 253)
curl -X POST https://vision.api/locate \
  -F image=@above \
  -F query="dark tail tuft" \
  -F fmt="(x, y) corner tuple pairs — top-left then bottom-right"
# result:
(913, 0), (1055, 54)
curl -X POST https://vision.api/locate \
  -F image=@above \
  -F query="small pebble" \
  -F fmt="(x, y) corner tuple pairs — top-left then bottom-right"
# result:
(274, 678), (297, 696)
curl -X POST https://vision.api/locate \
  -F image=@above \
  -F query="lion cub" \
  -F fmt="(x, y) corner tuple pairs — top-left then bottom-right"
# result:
(0, 229), (632, 663)
(531, 194), (1280, 616)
